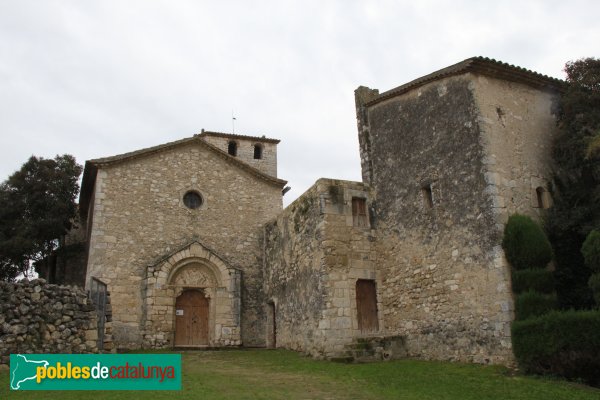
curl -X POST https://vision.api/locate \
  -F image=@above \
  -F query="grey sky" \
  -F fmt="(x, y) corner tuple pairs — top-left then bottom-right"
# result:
(1, 0), (598, 205)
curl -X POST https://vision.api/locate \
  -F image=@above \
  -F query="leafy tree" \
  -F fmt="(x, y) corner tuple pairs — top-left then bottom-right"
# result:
(546, 57), (600, 309)
(0, 155), (82, 281)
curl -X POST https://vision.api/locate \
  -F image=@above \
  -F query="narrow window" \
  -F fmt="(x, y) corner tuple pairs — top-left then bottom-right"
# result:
(228, 141), (237, 156)
(253, 144), (263, 159)
(352, 197), (368, 227)
(422, 185), (433, 208)
(356, 279), (378, 333)
(536, 186), (550, 209)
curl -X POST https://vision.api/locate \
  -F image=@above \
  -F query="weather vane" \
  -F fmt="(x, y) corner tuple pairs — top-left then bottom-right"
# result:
(232, 110), (236, 134)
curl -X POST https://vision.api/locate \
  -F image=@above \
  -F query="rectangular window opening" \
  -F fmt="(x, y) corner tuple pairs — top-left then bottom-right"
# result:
(352, 197), (368, 227)
(422, 185), (433, 209)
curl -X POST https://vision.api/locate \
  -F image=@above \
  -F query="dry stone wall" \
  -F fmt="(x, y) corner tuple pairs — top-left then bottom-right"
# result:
(0, 279), (100, 364)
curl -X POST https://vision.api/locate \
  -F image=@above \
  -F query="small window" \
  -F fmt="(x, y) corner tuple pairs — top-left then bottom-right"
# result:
(253, 144), (263, 159)
(183, 191), (203, 209)
(422, 185), (433, 208)
(536, 187), (550, 209)
(228, 141), (237, 156)
(352, 197), (368, 227)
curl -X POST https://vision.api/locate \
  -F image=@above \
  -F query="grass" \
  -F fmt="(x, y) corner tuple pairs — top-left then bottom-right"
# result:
(2, 349), (599, 399)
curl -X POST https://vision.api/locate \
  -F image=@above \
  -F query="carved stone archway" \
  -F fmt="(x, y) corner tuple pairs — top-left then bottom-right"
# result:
(142, 241), (241, 348)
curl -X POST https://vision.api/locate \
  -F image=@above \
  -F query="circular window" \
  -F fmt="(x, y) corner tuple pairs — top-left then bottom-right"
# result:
(183, 191), (203, 209)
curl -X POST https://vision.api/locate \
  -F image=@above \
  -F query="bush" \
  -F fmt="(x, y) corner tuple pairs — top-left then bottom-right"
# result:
(589, 273), (600, 306)
(582, 230), (600, 272)
(502, 214), (553, 270)
(514, 291), (557, 320)
(512, 310), (600, 386)
(511, 269), (555, 294)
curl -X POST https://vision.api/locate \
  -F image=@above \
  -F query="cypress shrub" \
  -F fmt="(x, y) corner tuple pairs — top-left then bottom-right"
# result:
(582, 230), (600, 306)
(581, 230), (600, 272)
(502, 214), (553, 270)
(589, 273), (600, 306)
(512, 310), (600, 386)
(511, 269), (555, 294)
(514, 290), (557, 320)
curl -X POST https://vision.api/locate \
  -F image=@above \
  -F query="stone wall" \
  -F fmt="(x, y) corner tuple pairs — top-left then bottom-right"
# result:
(0, 279), (100, 364)
(473, 75), (560, 225)
(356, 75), (515, 365)
(263, 178), (380, 358)
(84, 141), (283, 348)
(200, 133), (278, 177)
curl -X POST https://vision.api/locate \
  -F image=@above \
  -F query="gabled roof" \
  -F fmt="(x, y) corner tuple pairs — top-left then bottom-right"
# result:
(199, 130), (280, 144)
(365, 56), (565, 107)
(79, 134), (287, 216)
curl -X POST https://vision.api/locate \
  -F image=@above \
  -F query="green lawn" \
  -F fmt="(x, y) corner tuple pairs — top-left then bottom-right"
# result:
(2, 349), (598, 399)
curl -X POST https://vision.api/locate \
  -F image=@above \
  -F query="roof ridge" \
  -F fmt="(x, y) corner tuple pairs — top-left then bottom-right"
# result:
(368, 56), (564, 107)
(199, 130), (280, 144)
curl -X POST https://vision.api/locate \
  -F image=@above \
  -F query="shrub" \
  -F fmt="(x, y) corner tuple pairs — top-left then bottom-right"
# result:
(512, 310), (600, 386)
(582, 230), (600, 272)
(514, 290), (557, 320)
(502, 214), (553, 270)
(511, 269), (555, 294)
(589, 273), (600, 306)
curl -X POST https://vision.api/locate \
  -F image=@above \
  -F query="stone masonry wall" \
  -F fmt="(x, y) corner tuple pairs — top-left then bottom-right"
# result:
(264, 179), (379, 358)
(85, 141), (282, 349)
(0, 279), (99, 364)
(356, 75), (514, 365)
(200, 135), (278, 177)
(472, 75), (560, 226)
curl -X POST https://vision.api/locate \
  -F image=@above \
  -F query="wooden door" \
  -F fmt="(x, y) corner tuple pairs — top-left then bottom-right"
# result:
(175, 290), (209, 346)
(356, 280), (379, 333)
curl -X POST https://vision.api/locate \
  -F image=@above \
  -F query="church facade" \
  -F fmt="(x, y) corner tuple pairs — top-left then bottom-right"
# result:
(78, 57), (563, 365)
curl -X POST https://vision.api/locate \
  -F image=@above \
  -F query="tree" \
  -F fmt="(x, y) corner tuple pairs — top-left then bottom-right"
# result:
(0, 155), (82, 281)
(546, 58), (600, 309)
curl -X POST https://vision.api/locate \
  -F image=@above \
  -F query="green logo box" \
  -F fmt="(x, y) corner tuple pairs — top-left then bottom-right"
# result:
(10, 353), (181, 390)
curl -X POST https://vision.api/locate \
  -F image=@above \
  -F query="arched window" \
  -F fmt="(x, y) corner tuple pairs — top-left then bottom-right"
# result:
(536, 187), (551, 209)
(227, 141), (238, 156)
(253, 143), (263, 160)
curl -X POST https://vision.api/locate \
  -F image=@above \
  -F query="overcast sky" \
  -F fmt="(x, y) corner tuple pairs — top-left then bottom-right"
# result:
(1, 1), (599, 206)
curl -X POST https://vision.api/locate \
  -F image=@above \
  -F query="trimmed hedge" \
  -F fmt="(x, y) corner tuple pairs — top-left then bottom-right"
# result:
(502, 214), (552, 270)
(511, 269), (555, 294)
(514, 290), (557, 320)
(589, 273), (600, 306)
(512, 310), (600, 386)
(582, 230), (600, 272)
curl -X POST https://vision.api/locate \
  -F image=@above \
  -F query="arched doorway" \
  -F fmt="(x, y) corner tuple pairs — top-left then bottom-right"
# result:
(175, 290), (209, 346)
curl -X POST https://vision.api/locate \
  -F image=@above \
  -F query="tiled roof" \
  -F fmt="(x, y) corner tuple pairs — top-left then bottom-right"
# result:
(79, 135), (287, 215)
(365, 56), (565, 107)
(198, 130), (280, 144)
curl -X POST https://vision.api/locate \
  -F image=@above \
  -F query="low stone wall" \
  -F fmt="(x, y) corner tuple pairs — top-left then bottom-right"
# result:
(0, 279), (100, 364)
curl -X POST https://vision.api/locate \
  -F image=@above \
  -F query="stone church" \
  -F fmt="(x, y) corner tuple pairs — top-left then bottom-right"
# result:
(75, 57), (562, 365)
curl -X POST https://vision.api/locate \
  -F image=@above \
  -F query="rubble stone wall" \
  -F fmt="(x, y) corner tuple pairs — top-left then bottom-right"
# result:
(356, 75), (515, 365)
(263, 179), (378, 358)
(0, 279), (99, 364)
